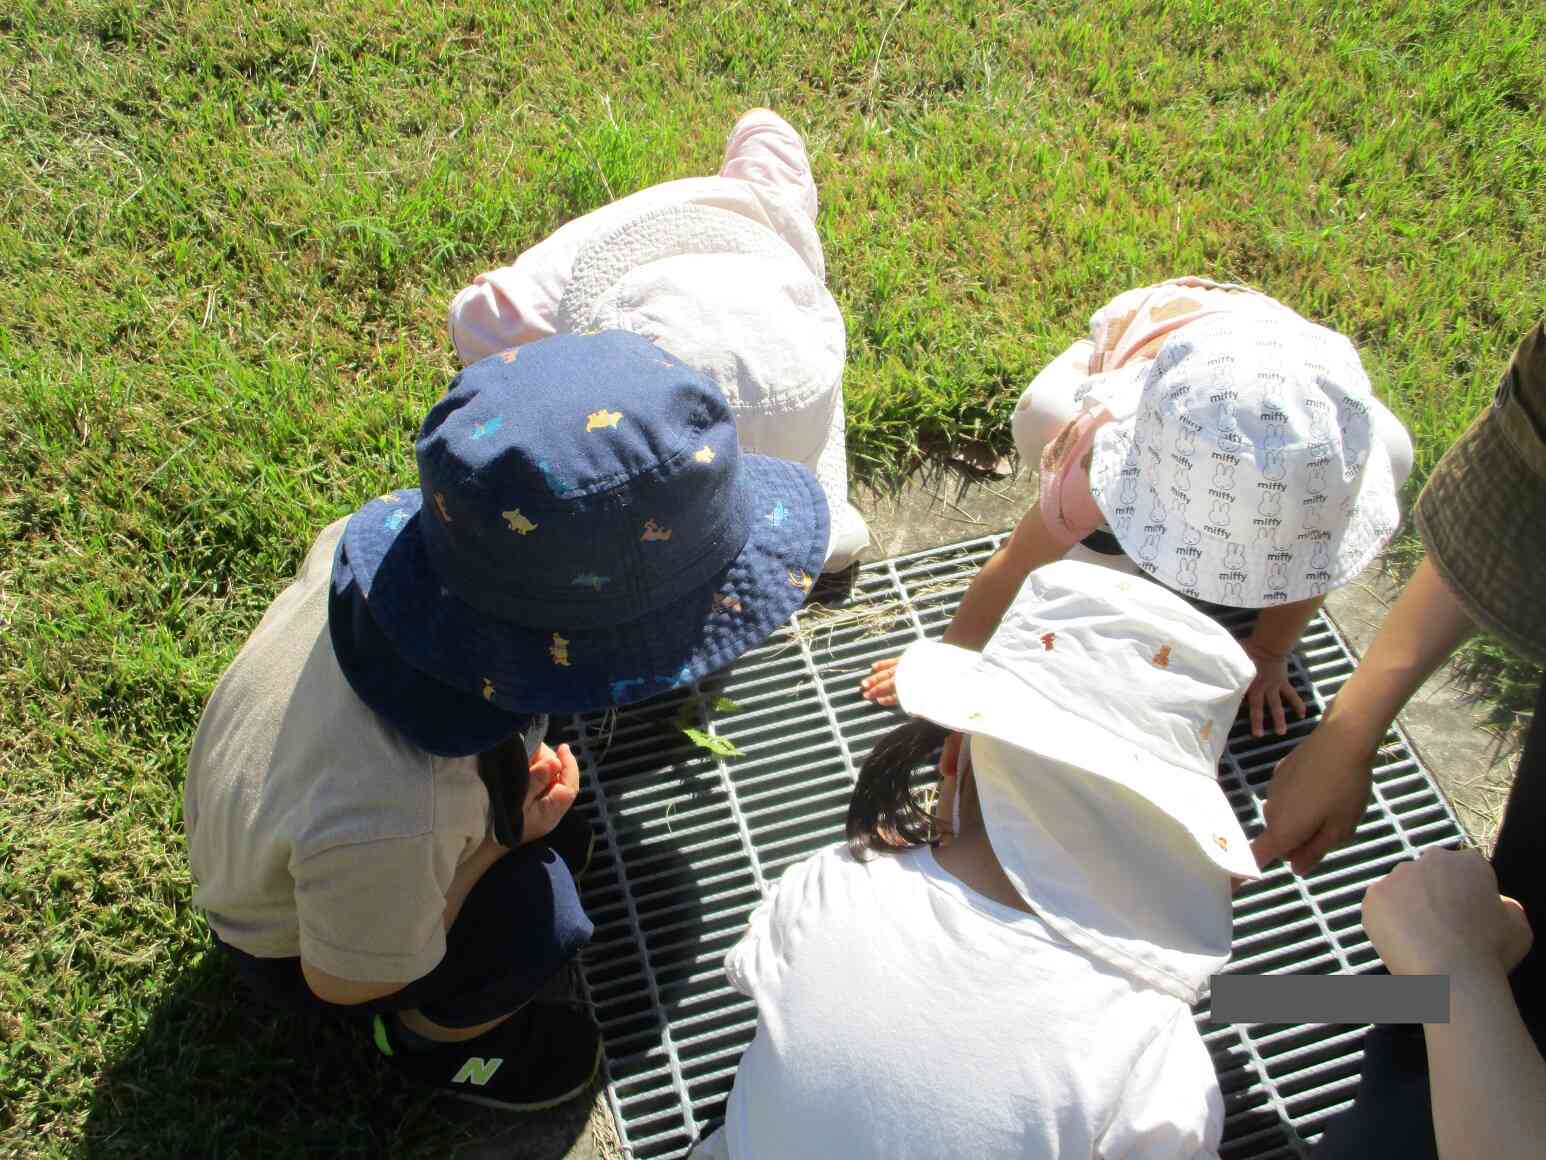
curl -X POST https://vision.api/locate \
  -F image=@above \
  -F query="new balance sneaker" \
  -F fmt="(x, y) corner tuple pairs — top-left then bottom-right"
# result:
(544, 810), (596, 879)
(374, 1000), (602, 1111)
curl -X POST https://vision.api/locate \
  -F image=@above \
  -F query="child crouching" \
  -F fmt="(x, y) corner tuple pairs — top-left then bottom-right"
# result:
(696, 560), (1260, 1159)
(864, 282), (1406, 749)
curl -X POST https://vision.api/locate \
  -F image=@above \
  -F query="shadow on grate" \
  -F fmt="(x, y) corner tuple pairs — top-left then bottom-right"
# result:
(561, 534), (1466, 1160)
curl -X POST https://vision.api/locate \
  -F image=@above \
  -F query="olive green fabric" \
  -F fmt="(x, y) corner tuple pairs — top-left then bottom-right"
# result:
(1415, 318), (1546, 664)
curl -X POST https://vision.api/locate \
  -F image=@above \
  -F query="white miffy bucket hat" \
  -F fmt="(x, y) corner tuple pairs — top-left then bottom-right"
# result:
(1085, 313), (1400, 607)
(557, 202), (870, 572)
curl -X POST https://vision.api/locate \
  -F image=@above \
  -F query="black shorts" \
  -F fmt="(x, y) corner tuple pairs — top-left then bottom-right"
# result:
(216, 843), (592, 1030)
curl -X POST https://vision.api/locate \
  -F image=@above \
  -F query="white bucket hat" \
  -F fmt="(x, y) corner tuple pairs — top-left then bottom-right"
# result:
(894, 559), (1259, 999)
(557, 202), (870, 571)
(1085, 313), (1400, 607)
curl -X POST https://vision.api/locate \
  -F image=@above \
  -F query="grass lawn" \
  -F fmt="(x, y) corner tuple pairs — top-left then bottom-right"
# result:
(3, 0), (1544, 1155)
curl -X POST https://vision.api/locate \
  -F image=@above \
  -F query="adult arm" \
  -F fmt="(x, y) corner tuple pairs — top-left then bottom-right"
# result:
(1360, 848), (1543, 1160)
(1251, 557), (1475, 874)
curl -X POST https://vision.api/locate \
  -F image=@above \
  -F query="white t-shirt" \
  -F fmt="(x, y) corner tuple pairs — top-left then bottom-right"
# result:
(718, 845), (1222, 1160)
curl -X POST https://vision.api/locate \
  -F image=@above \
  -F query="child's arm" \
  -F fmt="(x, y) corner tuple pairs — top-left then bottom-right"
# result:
(1239, 597), (1318, 737)
(859, 505), (1065, 706)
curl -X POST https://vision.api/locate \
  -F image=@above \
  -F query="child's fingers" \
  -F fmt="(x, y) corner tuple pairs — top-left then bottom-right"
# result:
(860, 676), (898, 703)
(1286, 683), (1308, 720)
(1248, 687), (1265, 738)
(859, 658), (899, 700)
(1271, 689), (1289, 736)
(553, 743), (579, 792)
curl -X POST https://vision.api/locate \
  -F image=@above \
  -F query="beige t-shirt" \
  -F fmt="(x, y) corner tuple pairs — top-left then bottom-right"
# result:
(184, 519), (489, 983)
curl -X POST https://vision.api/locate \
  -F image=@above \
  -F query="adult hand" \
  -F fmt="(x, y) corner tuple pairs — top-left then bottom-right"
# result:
(1251, 719), (1374, 875)
(1362, 848), (1533, 978)
(521, 742), (580, 845)
(860, 656), (901, 705)
(1241, 638), (1308, 738)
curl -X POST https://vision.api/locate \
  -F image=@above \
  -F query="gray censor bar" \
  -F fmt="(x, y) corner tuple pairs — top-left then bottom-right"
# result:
(1211, 974), (1450, 1024)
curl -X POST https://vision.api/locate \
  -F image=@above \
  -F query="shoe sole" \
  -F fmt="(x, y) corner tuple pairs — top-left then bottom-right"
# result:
(449, 1038), (603, 1113)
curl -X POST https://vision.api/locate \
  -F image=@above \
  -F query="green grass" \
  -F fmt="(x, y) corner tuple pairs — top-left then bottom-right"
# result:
(3, 0), (1544, 1154)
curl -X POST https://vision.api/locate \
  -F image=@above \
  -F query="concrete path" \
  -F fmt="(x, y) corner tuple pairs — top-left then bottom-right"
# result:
(541, 458), (1521, 1160)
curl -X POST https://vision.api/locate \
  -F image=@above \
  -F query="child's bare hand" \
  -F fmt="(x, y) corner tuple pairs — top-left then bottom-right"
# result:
(1241, 640), (1307, 738)
(521, 742), (580, 845)
(860, 657), (901, 705)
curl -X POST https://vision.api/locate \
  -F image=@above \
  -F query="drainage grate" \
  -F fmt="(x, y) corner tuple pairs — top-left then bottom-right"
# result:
(560, 534), (1466, 1160)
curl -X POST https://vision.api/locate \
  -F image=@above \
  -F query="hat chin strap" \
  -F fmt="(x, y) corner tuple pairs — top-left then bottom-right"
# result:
(476, 736), (529, 849)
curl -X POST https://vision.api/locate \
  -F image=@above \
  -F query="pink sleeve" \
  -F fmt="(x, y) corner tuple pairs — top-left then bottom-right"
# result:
(718, 108), (818, 223)
(447, 213), (606, 365)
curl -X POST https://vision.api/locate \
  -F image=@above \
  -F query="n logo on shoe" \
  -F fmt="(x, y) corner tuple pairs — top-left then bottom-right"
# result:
(452, 1057), (504, 1086)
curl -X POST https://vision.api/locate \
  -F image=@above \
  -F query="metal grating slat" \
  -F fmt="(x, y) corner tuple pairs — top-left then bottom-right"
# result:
(566, 534), (1465, 1159)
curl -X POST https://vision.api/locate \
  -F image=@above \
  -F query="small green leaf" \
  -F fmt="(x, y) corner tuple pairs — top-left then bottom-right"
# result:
(710, 696), (743, 715)
(680, 727), (745, 758)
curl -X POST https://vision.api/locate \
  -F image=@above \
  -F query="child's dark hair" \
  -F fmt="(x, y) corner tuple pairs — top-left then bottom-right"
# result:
(478, 731), (532, 848)
(846, 718), (952, 860)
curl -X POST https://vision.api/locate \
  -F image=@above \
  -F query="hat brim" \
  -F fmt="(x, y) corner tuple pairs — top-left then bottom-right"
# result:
(338, 454), (828, 715)
(1416, 409), (1546, 665)
(329, 552), (540, 757)
(967, 733), (1234, 1000)
(895, 639), (1260, 878)
(1086, 407), (1401, 608)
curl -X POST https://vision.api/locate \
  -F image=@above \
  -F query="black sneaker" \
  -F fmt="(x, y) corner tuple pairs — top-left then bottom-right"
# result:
(544, 810), (596, 879)
(373, 1001), (602, 1111)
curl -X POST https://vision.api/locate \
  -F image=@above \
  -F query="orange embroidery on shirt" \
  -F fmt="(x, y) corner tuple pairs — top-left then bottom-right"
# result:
(500, 349), (519, 364)
(641, 519), (672, 542)
(434, 491), (453, 523)
(1199, 720), (1214, 743)
(1152, 644), (1172, 668)
(1040, 632), (1056, 651)
(1214, 834), (1230, 852)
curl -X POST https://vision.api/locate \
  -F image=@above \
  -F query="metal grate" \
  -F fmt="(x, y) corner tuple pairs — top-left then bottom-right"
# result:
(560, 534), (1466, 1160)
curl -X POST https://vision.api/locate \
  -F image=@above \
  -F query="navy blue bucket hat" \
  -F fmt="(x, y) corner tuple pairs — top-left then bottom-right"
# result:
(329, 330), (829, 750)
